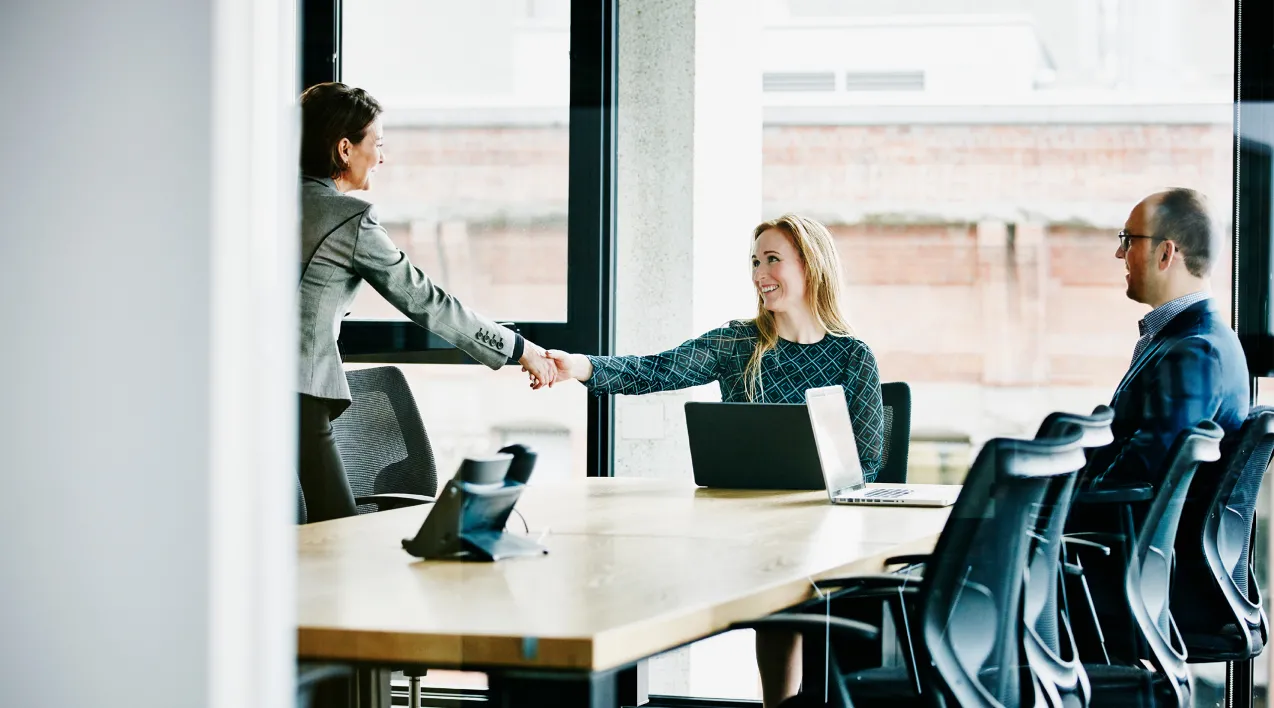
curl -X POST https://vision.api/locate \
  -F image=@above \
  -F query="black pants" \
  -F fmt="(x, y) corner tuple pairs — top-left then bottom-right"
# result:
(298, 394), (357, 523)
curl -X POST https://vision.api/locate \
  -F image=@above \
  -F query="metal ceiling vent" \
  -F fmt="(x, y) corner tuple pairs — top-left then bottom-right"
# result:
(763, 71), (837, 92)
(844, 71), (925, 91)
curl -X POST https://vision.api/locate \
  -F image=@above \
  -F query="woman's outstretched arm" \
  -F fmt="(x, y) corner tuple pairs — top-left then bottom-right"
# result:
(546, 326), (741, 395)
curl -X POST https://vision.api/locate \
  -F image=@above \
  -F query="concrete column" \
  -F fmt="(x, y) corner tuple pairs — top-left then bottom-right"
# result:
(614, 0), (763, 696)
(978, 220), (1050, 387)
(410, 219), (443, 274)
(439, 219), (479, 301)
(1014, 221), (1049, 385)
(614, 0), (762, 481)
(978, 220), (1014, 385)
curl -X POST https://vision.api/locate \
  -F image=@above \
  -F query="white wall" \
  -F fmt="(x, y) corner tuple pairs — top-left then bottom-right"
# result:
(0, 1), (295, 707)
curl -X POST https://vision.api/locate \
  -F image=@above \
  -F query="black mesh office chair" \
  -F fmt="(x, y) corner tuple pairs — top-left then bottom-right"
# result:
(330, 366), (439, 513)
(877, 383), (912, 484)
(734, 425), (1088, 707)
(846, 407), (1112, 705)
(1171, 407), (1274, 662)
(1068, 422), (1224, 708)
(1023, 406), (1114, 708)
(325, 366), (439, 707)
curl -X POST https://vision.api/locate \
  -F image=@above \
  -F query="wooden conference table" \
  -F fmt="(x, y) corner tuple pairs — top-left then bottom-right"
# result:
(297, 478), (951, 707)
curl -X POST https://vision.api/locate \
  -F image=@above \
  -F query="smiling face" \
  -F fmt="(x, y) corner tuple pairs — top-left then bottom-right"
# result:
(751, 228), (808, 315)
(338, 117), (384, 191)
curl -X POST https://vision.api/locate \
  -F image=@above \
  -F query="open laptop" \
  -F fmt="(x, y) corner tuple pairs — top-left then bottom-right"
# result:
(685, 401), (830, 490)
(806, 385), (960, 507)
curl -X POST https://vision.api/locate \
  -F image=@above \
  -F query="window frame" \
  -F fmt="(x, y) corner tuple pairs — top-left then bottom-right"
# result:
(1233, 1), (1274, 706)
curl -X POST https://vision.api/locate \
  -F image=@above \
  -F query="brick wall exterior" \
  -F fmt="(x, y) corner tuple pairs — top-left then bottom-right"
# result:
(355, 121), (1236, 479)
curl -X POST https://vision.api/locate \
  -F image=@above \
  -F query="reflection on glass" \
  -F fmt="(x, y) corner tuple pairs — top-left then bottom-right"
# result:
(342, 0), (570, 322)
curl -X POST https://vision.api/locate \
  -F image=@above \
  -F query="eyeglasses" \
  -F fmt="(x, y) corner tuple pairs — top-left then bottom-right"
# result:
(1117, 230), (1166, 252)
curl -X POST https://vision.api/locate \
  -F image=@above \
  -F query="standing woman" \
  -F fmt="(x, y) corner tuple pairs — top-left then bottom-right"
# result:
(297, 82), (556, 523)
(543, 213), (884, 707)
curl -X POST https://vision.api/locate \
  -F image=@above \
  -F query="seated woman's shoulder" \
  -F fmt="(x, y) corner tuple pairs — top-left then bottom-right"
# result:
(716, 320), (760, 338)
(835, 333), (878, 359)
(691, 320), (759, 349)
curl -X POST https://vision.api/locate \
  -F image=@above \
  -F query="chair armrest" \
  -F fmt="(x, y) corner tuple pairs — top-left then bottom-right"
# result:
(817, 573), (924, 591)
(730, 613), (880, 643)
(884, 554), (930, 567)
(1075, 484), (1153, 505)
(354, 493), (436, 510)
(1061, 536), (1112, 556)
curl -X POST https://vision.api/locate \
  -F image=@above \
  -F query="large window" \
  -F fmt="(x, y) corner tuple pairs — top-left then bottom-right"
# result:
(342, 0), (572, 323)
(338, 0), (584, 481)
(620, 0), (1238, 702)
(320, 0), (615, 483)
(306, 0), (1271, 705)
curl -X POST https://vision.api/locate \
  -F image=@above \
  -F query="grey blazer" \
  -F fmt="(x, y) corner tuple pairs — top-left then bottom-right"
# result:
(298, 176), (520, 408)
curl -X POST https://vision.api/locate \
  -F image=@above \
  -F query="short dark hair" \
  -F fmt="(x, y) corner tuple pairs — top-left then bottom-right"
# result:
(299, 83), (383, 179)
(1151, 188), (1214, 277)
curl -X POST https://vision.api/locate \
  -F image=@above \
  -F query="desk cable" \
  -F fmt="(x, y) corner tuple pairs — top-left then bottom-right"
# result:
(809, 566), (923, 700)
(502, 508), (551, 543)
(897, 570), (921, 696)
(808, 577), (832, 705)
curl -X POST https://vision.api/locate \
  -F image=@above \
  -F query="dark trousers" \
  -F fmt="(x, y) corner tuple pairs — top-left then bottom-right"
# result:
(298, 394), (357, 523)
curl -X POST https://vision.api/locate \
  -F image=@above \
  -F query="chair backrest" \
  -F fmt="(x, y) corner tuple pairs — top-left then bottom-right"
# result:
(1124, 422), (1223, 705)
(919, 426), (1087, 707)
(877, 382), (912, 484)
(1172, 406), (1274, 660)
(1023, 406), (1114, 706)
(331, 366), (438, 513)
(1212, 409), (1274, 600)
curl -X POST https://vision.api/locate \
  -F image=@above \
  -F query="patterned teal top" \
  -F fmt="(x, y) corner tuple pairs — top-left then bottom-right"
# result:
(585, 320), (885, 482)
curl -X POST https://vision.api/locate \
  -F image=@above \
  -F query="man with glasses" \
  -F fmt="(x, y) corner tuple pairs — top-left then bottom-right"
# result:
(1084, 188), (1249, 490)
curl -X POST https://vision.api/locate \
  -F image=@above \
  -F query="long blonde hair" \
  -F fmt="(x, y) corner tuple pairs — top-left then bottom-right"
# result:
(744, 214), (854, 401)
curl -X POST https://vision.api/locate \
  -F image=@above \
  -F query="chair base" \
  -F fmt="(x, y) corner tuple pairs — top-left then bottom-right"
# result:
(783, 666), (916, 708)
(1181, 627), (1263, 663)
(1084, 664), (1182, 708)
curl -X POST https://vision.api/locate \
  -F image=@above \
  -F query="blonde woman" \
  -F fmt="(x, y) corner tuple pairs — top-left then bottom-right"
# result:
(544, 213), (884, 707)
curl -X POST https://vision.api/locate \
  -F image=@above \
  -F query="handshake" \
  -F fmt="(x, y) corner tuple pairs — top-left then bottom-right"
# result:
(518, 346), (593, 390)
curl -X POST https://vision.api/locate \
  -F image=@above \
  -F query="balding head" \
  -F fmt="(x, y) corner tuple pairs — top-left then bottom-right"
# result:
(1142, 188), (1214, 277)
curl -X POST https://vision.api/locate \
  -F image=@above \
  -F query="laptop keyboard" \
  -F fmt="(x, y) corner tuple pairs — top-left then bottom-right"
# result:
(863, 487), (913, 499)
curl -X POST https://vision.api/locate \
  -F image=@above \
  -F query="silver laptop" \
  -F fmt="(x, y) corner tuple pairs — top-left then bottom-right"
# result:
(806, 385), (960, 507)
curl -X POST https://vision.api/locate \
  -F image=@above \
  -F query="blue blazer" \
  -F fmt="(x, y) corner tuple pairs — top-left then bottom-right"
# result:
(1086, 299), (1249, 489)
